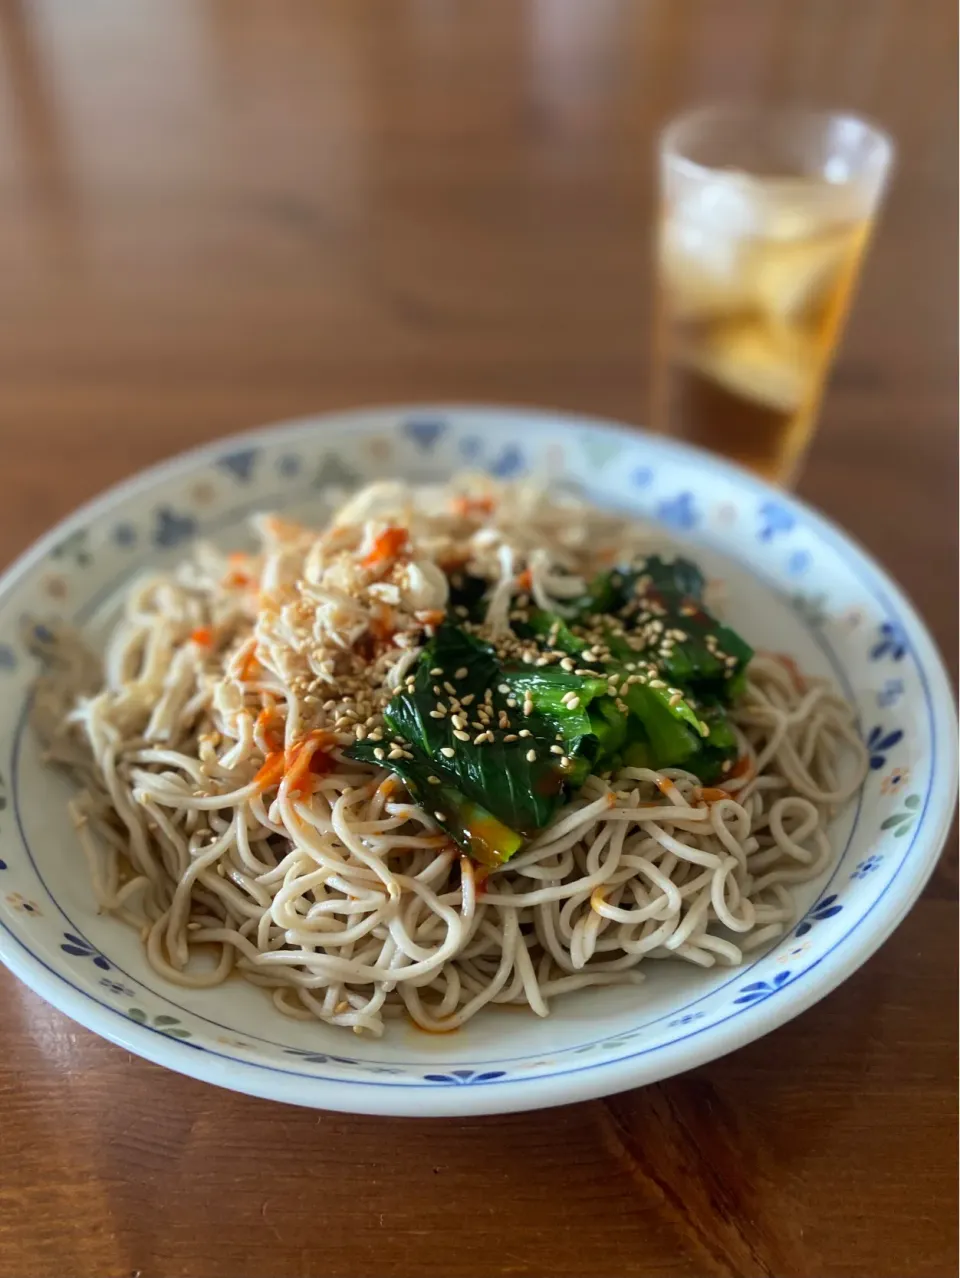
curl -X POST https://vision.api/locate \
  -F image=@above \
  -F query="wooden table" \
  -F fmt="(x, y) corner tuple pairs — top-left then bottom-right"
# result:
(0, 3), (955, 1275)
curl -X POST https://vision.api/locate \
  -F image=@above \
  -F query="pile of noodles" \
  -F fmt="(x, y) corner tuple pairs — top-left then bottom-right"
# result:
(35, 476), (868, 1036)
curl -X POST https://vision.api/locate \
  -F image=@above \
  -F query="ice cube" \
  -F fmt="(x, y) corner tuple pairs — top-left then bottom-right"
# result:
(682, 321), (815, 413)
(660, 218), (752, 321)
(754, 231), (855, 323)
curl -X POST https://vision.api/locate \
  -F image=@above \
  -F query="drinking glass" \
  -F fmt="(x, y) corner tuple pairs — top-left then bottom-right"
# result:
(651, 105), (894, 485)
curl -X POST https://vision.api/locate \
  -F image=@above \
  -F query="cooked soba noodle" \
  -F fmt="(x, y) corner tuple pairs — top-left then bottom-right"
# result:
(36, 477), (868, 1036)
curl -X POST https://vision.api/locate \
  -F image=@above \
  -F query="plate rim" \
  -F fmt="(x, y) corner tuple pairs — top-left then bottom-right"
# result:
(0, 403), (954, 1116)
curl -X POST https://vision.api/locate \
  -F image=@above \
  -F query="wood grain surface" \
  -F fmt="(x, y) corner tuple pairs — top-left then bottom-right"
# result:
(0, 3), (956, 1276)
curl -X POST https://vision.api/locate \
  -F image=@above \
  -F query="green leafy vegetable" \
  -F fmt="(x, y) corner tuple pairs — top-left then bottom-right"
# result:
(348, 553), (756, 862)
(347, 625), (607, 865)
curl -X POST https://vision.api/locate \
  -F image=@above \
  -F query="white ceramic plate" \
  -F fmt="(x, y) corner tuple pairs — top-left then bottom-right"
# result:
(0, 406), (954, 1116)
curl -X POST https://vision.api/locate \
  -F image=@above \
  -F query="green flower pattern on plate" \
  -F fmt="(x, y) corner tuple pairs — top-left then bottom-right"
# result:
(879, 792), (921, 837)
(127, 1008), (191, 1039)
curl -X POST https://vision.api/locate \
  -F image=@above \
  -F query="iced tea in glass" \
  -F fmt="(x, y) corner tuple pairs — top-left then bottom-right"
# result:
(652, 107), (893, 484)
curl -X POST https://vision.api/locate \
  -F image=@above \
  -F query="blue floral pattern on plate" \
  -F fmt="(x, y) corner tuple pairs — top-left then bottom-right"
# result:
(870, 620), (908, 661)
(657, 491), (698, 530)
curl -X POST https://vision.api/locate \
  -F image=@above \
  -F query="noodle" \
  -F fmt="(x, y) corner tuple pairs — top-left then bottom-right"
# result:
(36, 476), (868, 1037)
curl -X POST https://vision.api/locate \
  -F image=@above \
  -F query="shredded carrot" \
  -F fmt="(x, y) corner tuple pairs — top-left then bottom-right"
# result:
(224, 570), (252, 589)
(362, 526), (408, 568)
(253, 750), (285, 791)
(228, 552), (249, 566)
(370, 603), (396, 644)
(726, 755), (753, 782)
(255, 707), (281, 753)
(238, 646), (259, 681)
(655, 776), (678, 796)
(378, 776), (398, 800)
(437, 550), (470, 572)
(516, 568), (532, 592)
(254, 730), (336, 796)
(415, 609), (445, 628)
(778, 654), (806, 693)
(190, 626), (214, 647)
(284, 730), (337, 796)
(451, 495), (495, 518)
(697, 787), (729, 804)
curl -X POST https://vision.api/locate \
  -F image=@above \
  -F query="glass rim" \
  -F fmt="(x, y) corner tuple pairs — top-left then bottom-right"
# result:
(660, 102), (895, 188)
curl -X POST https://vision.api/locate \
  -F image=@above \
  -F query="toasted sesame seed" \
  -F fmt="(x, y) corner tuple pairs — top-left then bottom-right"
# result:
(560, 755), (570, 767)
(649, 679), (667, 689)
(560, 658), (575, 672)
(460, 694), (475, 706)
(434, 811), (446, 821)
(374, 747), (385, 760)
(698, 720), (711, 737)
(430, 667), (444, 676)
(432, 685), (443, 695)
(453, 729), (470, 741)
(428, 776), (442, 785)
(519, 729), (532, 738)
(526, 749), (537, 762)
(388, 747), (404, 760)
(497, 683), (510, 694)
(549, 745), (563, 755)
(440, 746), (455, 758)
(504, 733), (518, 742)
(444, 681), (457, 696)
(668, 692), (683, 707)
(429, 710), (445, 719)
(567, 696), (580, 709)
(455, 667), (469, 680)
(506, 697), (517, 707)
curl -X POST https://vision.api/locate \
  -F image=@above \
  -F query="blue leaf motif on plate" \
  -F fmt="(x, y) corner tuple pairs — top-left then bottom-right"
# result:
(794, 894), (842, 937)
(402, 417), (447, 451)
(217, 448), (259, 482)
(153, 507), (197, 549)
(631, 465), (654, 488)
(60, 931), (111, 971)
(99, 977), (134, 997)
(313, 454), (360, 490)
(866, 725), (903, 770)
(488, 445), (525, 479)
(112, 522), (137, 548)
(733, 970), (792, 1004)
(870, 620), (908, 662)
(422, 1069), (507, 1085)
(758, 501), (795, 541)
(877, 678), (904, 708)
(0, 644), (16, 671)
(277, 454), (302, 477)
(669, 1010), (706, 1027)
(459, 435), (483, 461)
(656, 492), (698, 530)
